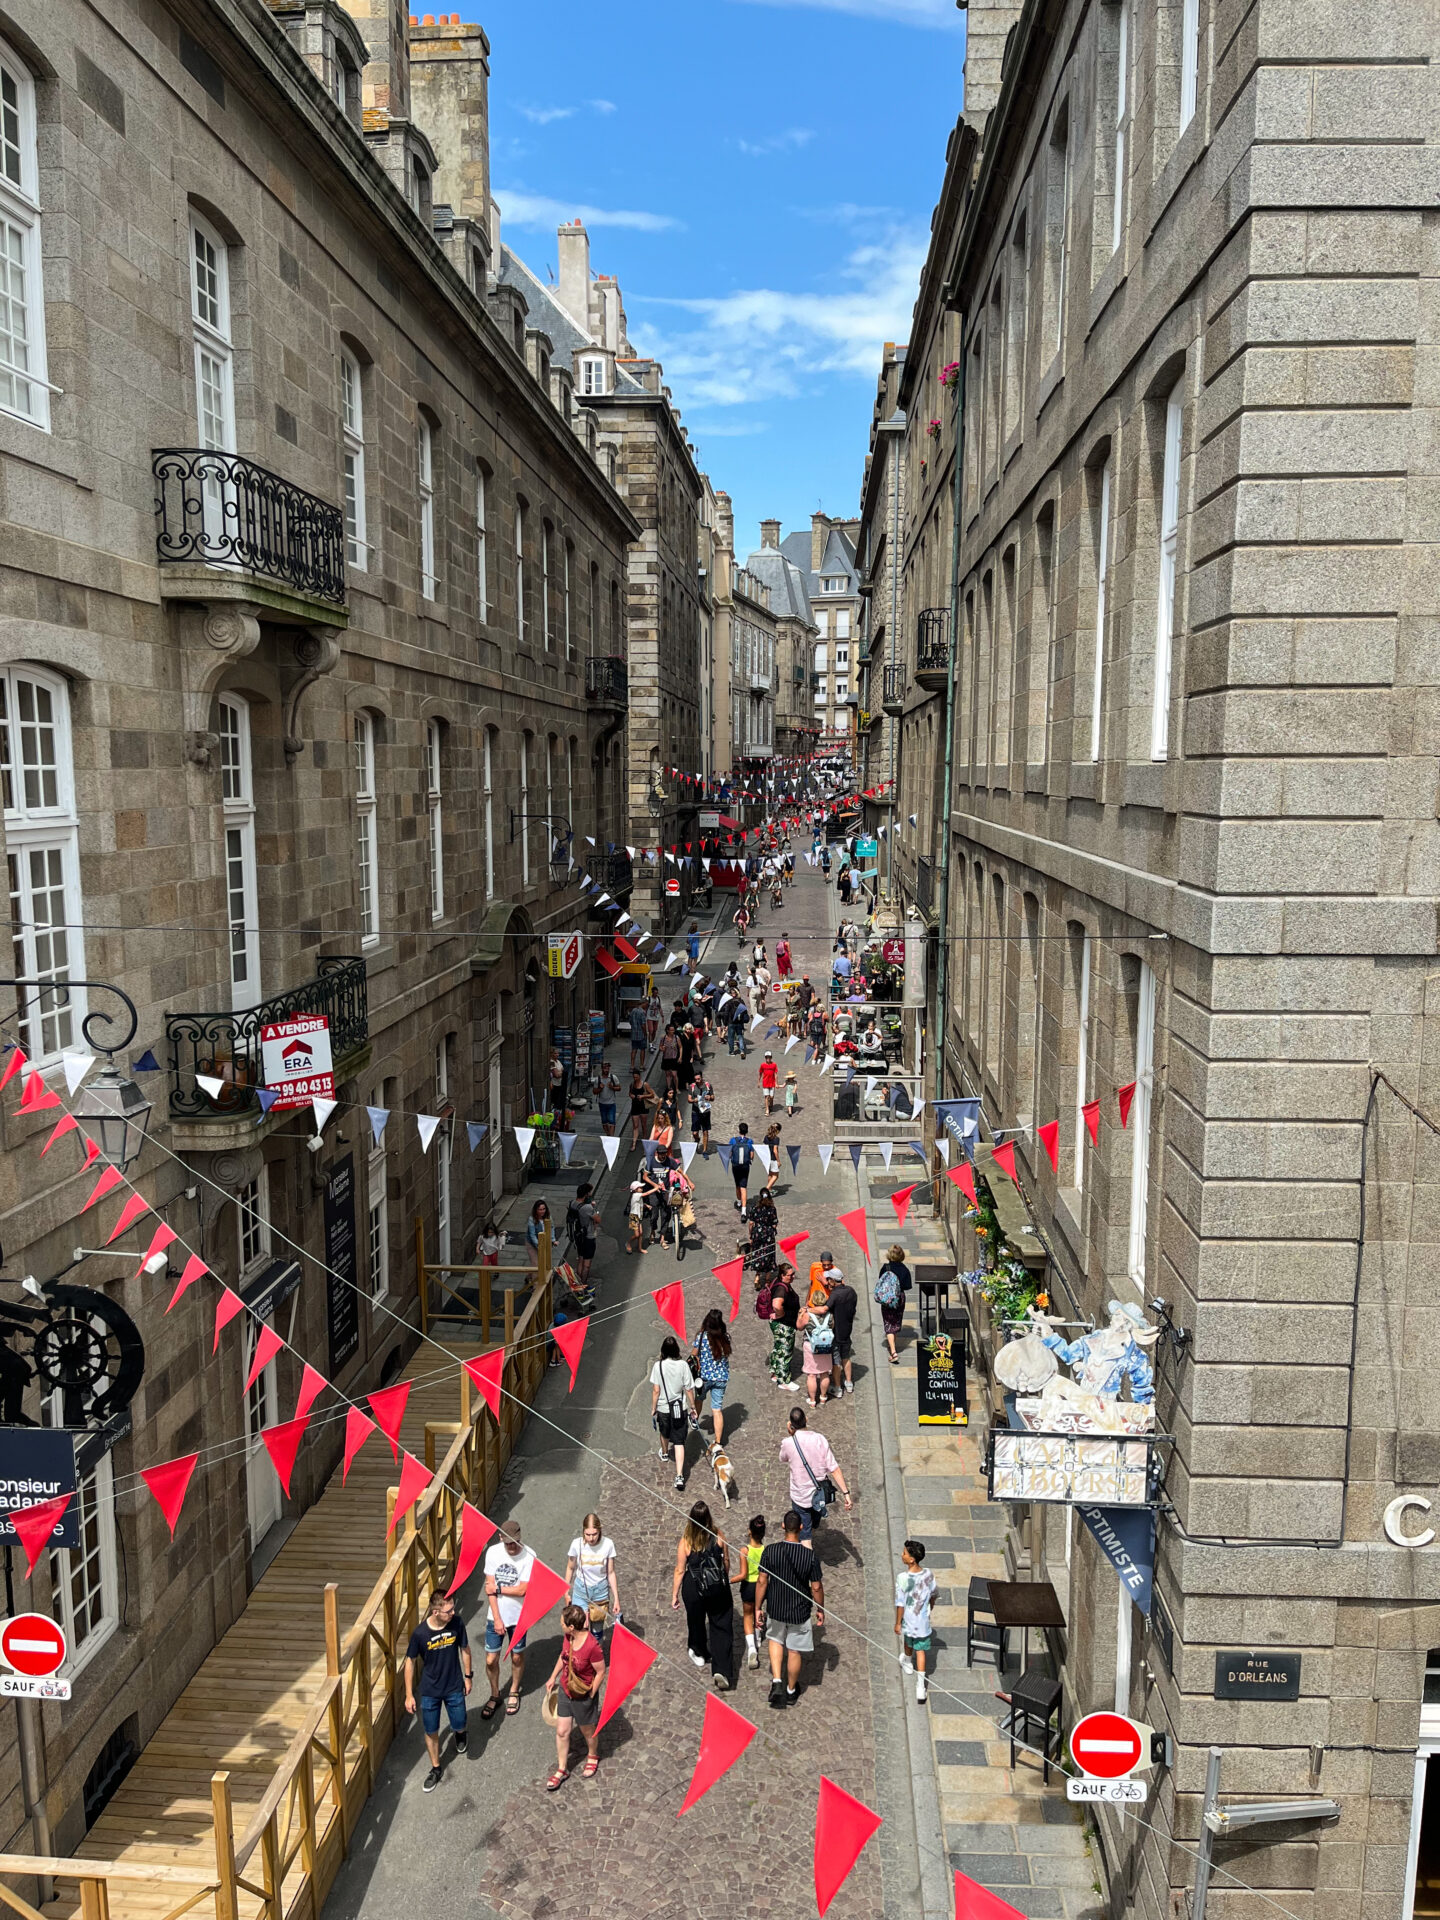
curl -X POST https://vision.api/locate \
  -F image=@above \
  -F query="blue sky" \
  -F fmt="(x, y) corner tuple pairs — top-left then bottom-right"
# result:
(483, 0), (966, 557)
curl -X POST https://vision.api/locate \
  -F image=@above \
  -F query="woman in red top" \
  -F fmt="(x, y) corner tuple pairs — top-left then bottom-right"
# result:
(544, 1604), (607, 1788)
(775, 935), (793, 979)
(758, 1052), (779, 1112)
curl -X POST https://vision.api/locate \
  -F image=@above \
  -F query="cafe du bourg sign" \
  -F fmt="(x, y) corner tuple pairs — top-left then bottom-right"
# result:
(260, 1015), (335, 1111)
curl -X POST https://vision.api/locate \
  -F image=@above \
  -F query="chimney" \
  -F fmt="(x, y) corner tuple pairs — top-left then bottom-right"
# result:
(408, 16), (492, 225)
(339, 0), (411, 122)
(963, 0), (1025, 130)
(811, 511), (830, 573)
(556, 221), (591, 333)
(760, 519), (781, 549)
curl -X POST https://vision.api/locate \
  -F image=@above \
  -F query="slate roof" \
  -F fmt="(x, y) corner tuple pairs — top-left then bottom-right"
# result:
(495, 246), (648, 395)
(778, 524), (858, 600)
(744, 548), (815, 628)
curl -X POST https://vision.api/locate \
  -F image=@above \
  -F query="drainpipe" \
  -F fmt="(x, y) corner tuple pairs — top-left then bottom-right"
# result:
(885, 410), (902, 901)
(933, 307), (968, 1106)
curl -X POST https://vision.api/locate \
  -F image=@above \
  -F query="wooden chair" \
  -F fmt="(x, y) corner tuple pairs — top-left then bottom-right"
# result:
(966, 1575), (1005, 1669)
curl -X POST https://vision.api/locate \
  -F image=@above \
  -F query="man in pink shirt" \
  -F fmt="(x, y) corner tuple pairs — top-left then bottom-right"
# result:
(780, 1407), (852, 1542)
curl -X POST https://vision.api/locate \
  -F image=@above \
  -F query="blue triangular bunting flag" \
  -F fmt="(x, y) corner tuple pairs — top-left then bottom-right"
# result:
(256, 1088), (280, 1113)
(787, 1144), (801, 1173)
(367, 1105), (389, 1145)
(848, 1143), (863, 1168)
(467, 1121), (489, 1153)
(133, 1049), (160, 1073)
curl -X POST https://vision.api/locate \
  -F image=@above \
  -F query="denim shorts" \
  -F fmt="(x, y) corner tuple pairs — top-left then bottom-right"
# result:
(484, 1621), (529, 1654)
(599, 1104), (616, 1126)
(699, 1379), (727, 1412)
(420, 1688), (467, 1735)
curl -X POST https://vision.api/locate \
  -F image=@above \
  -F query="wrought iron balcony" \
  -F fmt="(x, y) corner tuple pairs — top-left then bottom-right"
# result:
(153, 450), (347, 605)
(882, 664), (905, 714)
(915, 607), (950, 688)
(586, 655), (628, 706)
(165, 957), (368, 1120)
(588, 851), (633, 895)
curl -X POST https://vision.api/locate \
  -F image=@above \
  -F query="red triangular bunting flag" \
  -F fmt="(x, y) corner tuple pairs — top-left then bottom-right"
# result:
(678, 1693), (757, 1815)
(890, 1184), (917, 1228)
(511, 1555), (569, 1645)
(17, 1071), (60, 1114)
(81, 1165), (124, 1212)
(1037, 1121), (1059, 1173)
(244, 1322), (284, 1394)
(0, 1048), (26, 1091)
(652, 1281), (687, 1345)
(815, 1776), (883, 1916)
(954, 1869), (1029, 1920)
(39, 1113), (78, 1155)
(294, 1364), (326, 1419)
(367, 1381), (411, 1461)
(167, 1252), (208, 1313)
(7, 1494), (72, 1577)
(104, 1191), (152, 1245)
(447, 1501), (498, 1595)
(552, 1316), (589, 1390)
(837, 1206), (870, 1262)
(1117, 1081), (1137, 1127)
(212, 1287), (245, 1352)
(1082, 1099), (1101, 1146)
(142, 1454), (198, 1540)
(387, 1451), (434, 1534)
(595, 947), (620, 977)
(711, 1257), (744, 1322)
(343, 1405), (375, 1481)
(946, 1162), (979, 1207)
(260, 1415), (309, 1497)
(133, 1222), (177, 1277)
(990, 1141), (1018, 1186)
(598, 1622), (658, 1731)
(80, 1136), (102, 1168)
(464, 1350), (505, 1422)
(612, 934), (640, 961)
(779, 1230), (810, 1256)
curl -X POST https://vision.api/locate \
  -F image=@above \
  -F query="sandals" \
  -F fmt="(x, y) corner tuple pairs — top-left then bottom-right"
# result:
(479, 1696), (502, 1719)
(506, 1692), (522, 1715)
(546, 1769), (570, 1791)
(582, 1757), (600, 1777)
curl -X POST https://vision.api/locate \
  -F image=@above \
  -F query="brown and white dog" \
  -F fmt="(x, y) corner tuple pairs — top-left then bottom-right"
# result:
(706, 1436), (735, 1507)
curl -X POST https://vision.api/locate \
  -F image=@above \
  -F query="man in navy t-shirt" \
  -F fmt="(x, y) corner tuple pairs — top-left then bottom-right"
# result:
(404, 1591), (472, 1791)
(729, 1122), (756, 1219)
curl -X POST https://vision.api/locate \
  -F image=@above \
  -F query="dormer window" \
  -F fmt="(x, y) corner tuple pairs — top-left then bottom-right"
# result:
(581, 356), (607, 396)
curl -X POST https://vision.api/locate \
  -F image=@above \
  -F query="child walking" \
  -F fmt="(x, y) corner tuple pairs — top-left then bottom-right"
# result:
(894, 1538), (937, 1704)
(736, 1515), (766, 1670)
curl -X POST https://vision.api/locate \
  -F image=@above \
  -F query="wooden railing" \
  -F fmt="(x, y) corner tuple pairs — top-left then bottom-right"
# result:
(415, 1216), (552, 1342)
(9, 1272), (557, 1920)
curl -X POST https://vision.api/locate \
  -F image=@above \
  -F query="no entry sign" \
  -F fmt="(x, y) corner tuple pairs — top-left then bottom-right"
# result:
(1, 1613), (66, 1678)
(1069, 1711), (1146, 1779)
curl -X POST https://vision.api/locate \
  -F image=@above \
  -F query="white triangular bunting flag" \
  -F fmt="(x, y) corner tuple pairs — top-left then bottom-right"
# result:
(750, 1014), (764, 1032)
(595, 892), (611, 907)
(558, 1131), (578, 1165)
(626, 845), (636, 859)
(665, 953), (682, 971)
(913, 1096), (926, 1116)
(514, 1125), (536, 1161)
(936, 1137), (950, 1163)
(601, 1134), (621, 1169)
(196, 1073), (225, 1100)
(702, 859), (711, 873)
(312, 1097), (338, 1134)
(879, 1140), (893, 1169)
(62, 1050), (95, 1096)
(718, 994), (733, 1013)
(367, 1105), (389, 1146)
(865, 1076), (878, 1098)
(819, 1055), (833, 1077)
(785, 1035), (799, 1053)
(818, 1143), (833, 1175)
(962, 1116), (977, 1138)
(586, 836), (596, 846)
(754, 1144), (772, 1173)
(417, 1113), (441, 1153)
(680, 1142), (697, 1172)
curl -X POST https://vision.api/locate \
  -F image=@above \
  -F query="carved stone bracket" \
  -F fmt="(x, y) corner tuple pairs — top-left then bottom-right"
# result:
(283, 629), (343, 763)
(180, 602), (264, 660)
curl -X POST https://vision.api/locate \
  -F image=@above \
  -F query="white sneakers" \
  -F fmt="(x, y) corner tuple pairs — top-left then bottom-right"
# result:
(901, 1655), (914, 1674)
(916, 1677), (928, 1704)
(689, 1651), (706, 1669)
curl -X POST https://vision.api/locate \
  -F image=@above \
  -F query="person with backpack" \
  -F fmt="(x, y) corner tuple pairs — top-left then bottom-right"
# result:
(765, 1260), (801, 1389)
(875, 1242), (913, 1363)
(567, 1182), (600, 1288)
(728, 1121), (756, 1219)
(650, 1336), (697, 1492)
(826, 1268), (859, 1398)
(726, 992), (748, 1058)
(671, 1499), (734, 1689)
(797, 1265), (837, 1409)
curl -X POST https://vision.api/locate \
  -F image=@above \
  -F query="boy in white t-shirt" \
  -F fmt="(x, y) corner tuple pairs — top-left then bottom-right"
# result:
(894, 1538), (937, 1703)
(480, 1525), (535, 1718)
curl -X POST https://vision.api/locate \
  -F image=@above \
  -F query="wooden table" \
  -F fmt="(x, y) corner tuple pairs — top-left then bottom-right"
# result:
(986, 1579), (1066, 1670)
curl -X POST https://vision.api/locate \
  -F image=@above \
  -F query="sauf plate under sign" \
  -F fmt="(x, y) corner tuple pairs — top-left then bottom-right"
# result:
(1067, 1778), (1147, 1804)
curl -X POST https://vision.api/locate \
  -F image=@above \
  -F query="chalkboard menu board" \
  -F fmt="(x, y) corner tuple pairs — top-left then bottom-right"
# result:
(917, 1326), (967, 1426)
(325, 1154), (359, 1376)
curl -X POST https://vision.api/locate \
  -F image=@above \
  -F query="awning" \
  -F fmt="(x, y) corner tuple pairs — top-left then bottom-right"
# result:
(241, 1258), (302, 1320)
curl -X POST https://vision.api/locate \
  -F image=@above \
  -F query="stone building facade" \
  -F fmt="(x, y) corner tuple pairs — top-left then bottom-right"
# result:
(854, 343), (907, 853)
(730, 566), (777, 782)
(0, 0), (635, 1851)
(897, 0), (1440, 1915)
(764, 514), (861, 768)
(745, 532), (819, 781)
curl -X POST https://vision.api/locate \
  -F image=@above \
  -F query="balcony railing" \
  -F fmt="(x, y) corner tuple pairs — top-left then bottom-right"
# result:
(915, 854), (935, 920)
(882, 664), (905, 713)
(153, 450), (346, 605)
(165, 957), (368, 1119)
(586, 655), (628, 705)
(589, 851), (633, 894)
(750, 669), (771, 691)
(916, 607), (950, 683)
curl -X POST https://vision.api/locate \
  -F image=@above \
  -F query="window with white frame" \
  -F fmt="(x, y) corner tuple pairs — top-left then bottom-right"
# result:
(482, 727), (496, 901)
(0, 40), (50, 429)
(417, 416), (436, 599)
(190, 213), (235, 455)
(475, 464), (488, 621)
(426, 719), (444, 921)
(353, 712), (379, 946)
(341, 352), (366, 569)
(1111, 0), (1130, 254)
(367, 1081), (389, 1302)
(519, 732), (531, 887)
(836, 610), (850, 639)
(836, 646), (849, 670)
(1, 667), (84, 1062)
(1091, 458), (1111, 762)
(541, 520), (552, 648)
(237, 1167), (271, 1273)
(46, 1398), (117, 1667)
(580, 356), (606, 395)
(515, 501), (526, 643)
(218, 695), (261, 1003)
(1179, 0), (1200, 130)
(1127, 962), (1157, 1289)
(1153, 387), (1183, 759)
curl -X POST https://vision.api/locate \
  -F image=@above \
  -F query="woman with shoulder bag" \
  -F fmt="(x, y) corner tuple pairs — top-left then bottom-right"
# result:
(543, 1604), (607, 1789)
(876, 1242), (913, 1363)
(565, 1513), (620, 1633)
(649, 1336), (697, 1491)
(767, 1260), (801, 1390)
(671, 1499), (735, 1689)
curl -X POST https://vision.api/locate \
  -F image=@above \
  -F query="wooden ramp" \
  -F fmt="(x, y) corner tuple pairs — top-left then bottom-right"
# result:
(0, 1274), (555, 1920)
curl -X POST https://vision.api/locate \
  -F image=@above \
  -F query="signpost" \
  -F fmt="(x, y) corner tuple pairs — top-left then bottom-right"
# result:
(260, 1014), (334, 1111)
(547, 931), (582, 980)
(699, 810), (720, 830)
(665, 879), (680, 897)
(0, 1615), (70, 1702)
(1067, 1777), (1146, 1804)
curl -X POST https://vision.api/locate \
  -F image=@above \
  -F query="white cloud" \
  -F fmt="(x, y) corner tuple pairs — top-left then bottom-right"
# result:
(737, 127), (816, 157)
(728, 0), (961, 24)
(494, 189), (682, 234)
(517, 104), (576, 125)
(687, 420), (772, 438)
(590, 99), (618, 114)
(630, 227), (925, 409)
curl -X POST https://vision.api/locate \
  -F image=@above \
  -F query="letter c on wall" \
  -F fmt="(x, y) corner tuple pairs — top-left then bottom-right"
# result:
(1384, 1494), (1435, 1549)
